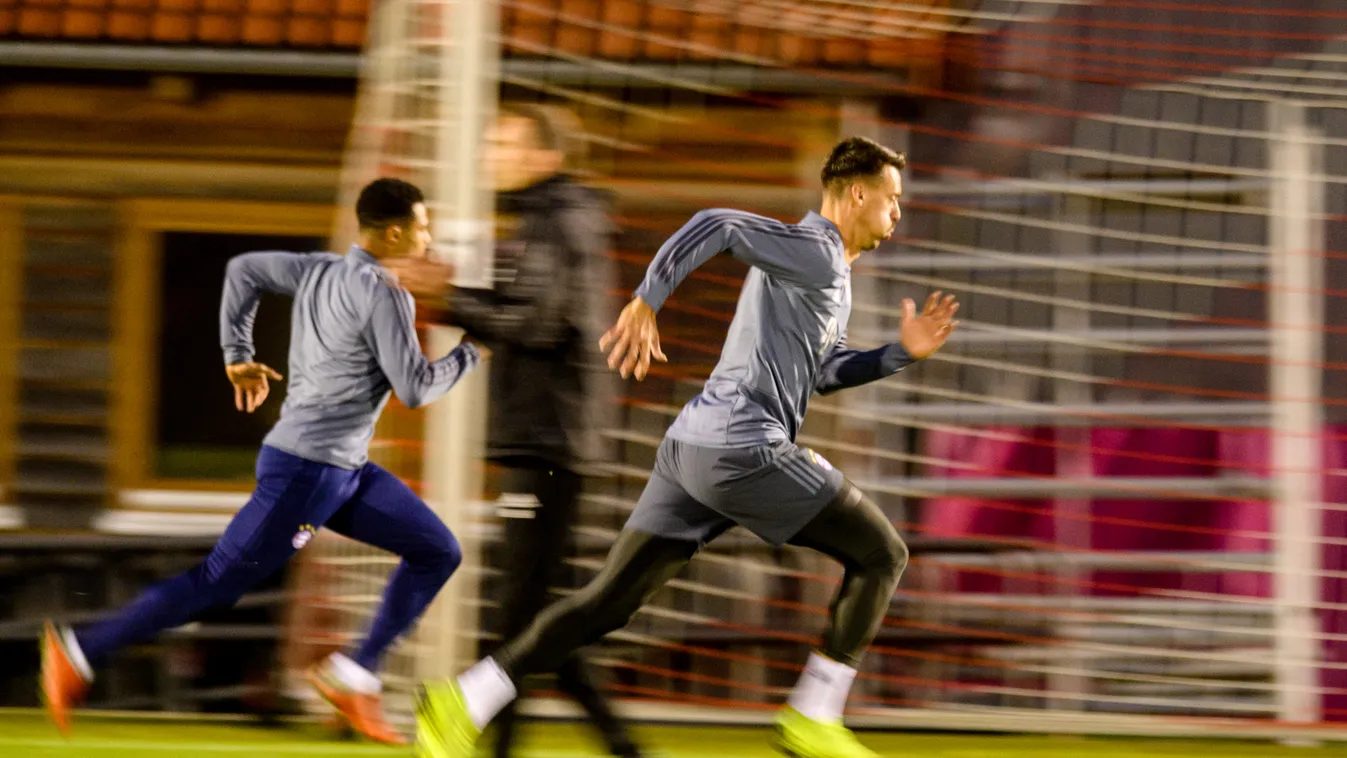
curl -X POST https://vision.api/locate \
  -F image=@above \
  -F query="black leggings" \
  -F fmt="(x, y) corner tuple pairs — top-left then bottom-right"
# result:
(489, 461), (637, 758)
(494, 480), (908, 679)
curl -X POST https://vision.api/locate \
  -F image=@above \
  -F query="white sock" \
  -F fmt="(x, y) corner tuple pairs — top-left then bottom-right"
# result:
(457, 657), (518, 730)
(62, 628), (94, 682)
(787, 652), (858, 722)
(326, 653), (382, 694)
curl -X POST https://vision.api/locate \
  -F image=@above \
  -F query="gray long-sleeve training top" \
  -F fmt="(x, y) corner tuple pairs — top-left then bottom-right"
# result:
(220, 245), (480, 469)
(634, 209), (912, 449)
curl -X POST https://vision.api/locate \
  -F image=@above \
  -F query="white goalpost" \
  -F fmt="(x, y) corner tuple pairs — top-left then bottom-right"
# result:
(281, 0), (500, 726)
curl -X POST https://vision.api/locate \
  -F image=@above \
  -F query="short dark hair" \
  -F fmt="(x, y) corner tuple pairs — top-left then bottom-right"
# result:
(501, 103), (580, 158)
(821, 137), (907, 194)
(356, 178), (424, 230)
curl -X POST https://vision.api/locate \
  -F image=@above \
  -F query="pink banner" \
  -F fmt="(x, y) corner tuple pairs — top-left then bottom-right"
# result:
(918, 424), (1347, 720)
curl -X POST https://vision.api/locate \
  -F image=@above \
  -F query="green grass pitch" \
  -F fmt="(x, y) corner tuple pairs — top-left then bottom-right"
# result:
(0, 710), (1342, 757)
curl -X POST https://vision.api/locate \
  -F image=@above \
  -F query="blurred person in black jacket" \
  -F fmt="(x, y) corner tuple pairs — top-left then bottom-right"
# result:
(391, 104), (640, 758)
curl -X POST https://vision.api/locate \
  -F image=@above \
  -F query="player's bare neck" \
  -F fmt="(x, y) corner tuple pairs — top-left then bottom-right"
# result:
(357, 236), (392, 260)
(818, 198), (861, 264)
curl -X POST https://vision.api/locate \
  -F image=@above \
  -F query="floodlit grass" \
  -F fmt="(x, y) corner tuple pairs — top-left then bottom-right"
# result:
(0, 709), (1341, 757)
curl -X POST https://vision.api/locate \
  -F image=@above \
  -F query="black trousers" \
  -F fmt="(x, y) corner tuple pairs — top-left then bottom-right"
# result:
(494, 479), (909, 680)
(491, 458), (637, 758)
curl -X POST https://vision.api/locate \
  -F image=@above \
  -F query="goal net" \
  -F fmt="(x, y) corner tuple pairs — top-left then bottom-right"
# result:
(288, 0), (1347, 742)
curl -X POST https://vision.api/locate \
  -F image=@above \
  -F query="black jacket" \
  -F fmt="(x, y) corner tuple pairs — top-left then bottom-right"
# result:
(451, 173), (618, 467)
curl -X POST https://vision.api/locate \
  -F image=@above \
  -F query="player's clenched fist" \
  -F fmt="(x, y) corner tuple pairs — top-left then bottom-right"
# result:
(600, 296), (667, 380)
(385, 257), (454, 303)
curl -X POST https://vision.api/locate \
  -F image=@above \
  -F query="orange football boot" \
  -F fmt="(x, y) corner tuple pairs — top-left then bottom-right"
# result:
(307, 663), (408, 746)
(40, 621), (91, 737)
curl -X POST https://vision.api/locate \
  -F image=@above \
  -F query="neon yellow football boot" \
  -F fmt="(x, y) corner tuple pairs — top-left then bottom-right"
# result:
(773, 706), (879, 758)
(413, 680), (481, 758)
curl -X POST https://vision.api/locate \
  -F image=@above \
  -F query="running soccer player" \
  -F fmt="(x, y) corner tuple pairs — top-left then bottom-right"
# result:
(40, 178), (481, 746)
(415, 136), (958, 758)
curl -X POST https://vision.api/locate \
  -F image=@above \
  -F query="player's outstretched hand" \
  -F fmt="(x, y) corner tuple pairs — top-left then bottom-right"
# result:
(600, 296), (667, 380)
(226, 362), (283, 413)
(899, 291), (960, 359)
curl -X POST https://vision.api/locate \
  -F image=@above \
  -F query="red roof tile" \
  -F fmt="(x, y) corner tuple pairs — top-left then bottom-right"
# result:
(3, 0), (944, 68)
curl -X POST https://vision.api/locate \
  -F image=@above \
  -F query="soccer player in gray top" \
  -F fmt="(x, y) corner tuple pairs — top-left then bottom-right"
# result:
(41, 179), (479, 746)
(416, 138), (959, 758)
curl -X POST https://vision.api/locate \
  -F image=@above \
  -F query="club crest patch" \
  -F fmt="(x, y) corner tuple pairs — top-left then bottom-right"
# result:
(292, 524), (316, 550)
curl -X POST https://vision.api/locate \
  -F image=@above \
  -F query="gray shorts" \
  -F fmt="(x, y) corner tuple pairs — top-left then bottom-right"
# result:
(624, 437), (846, 547)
